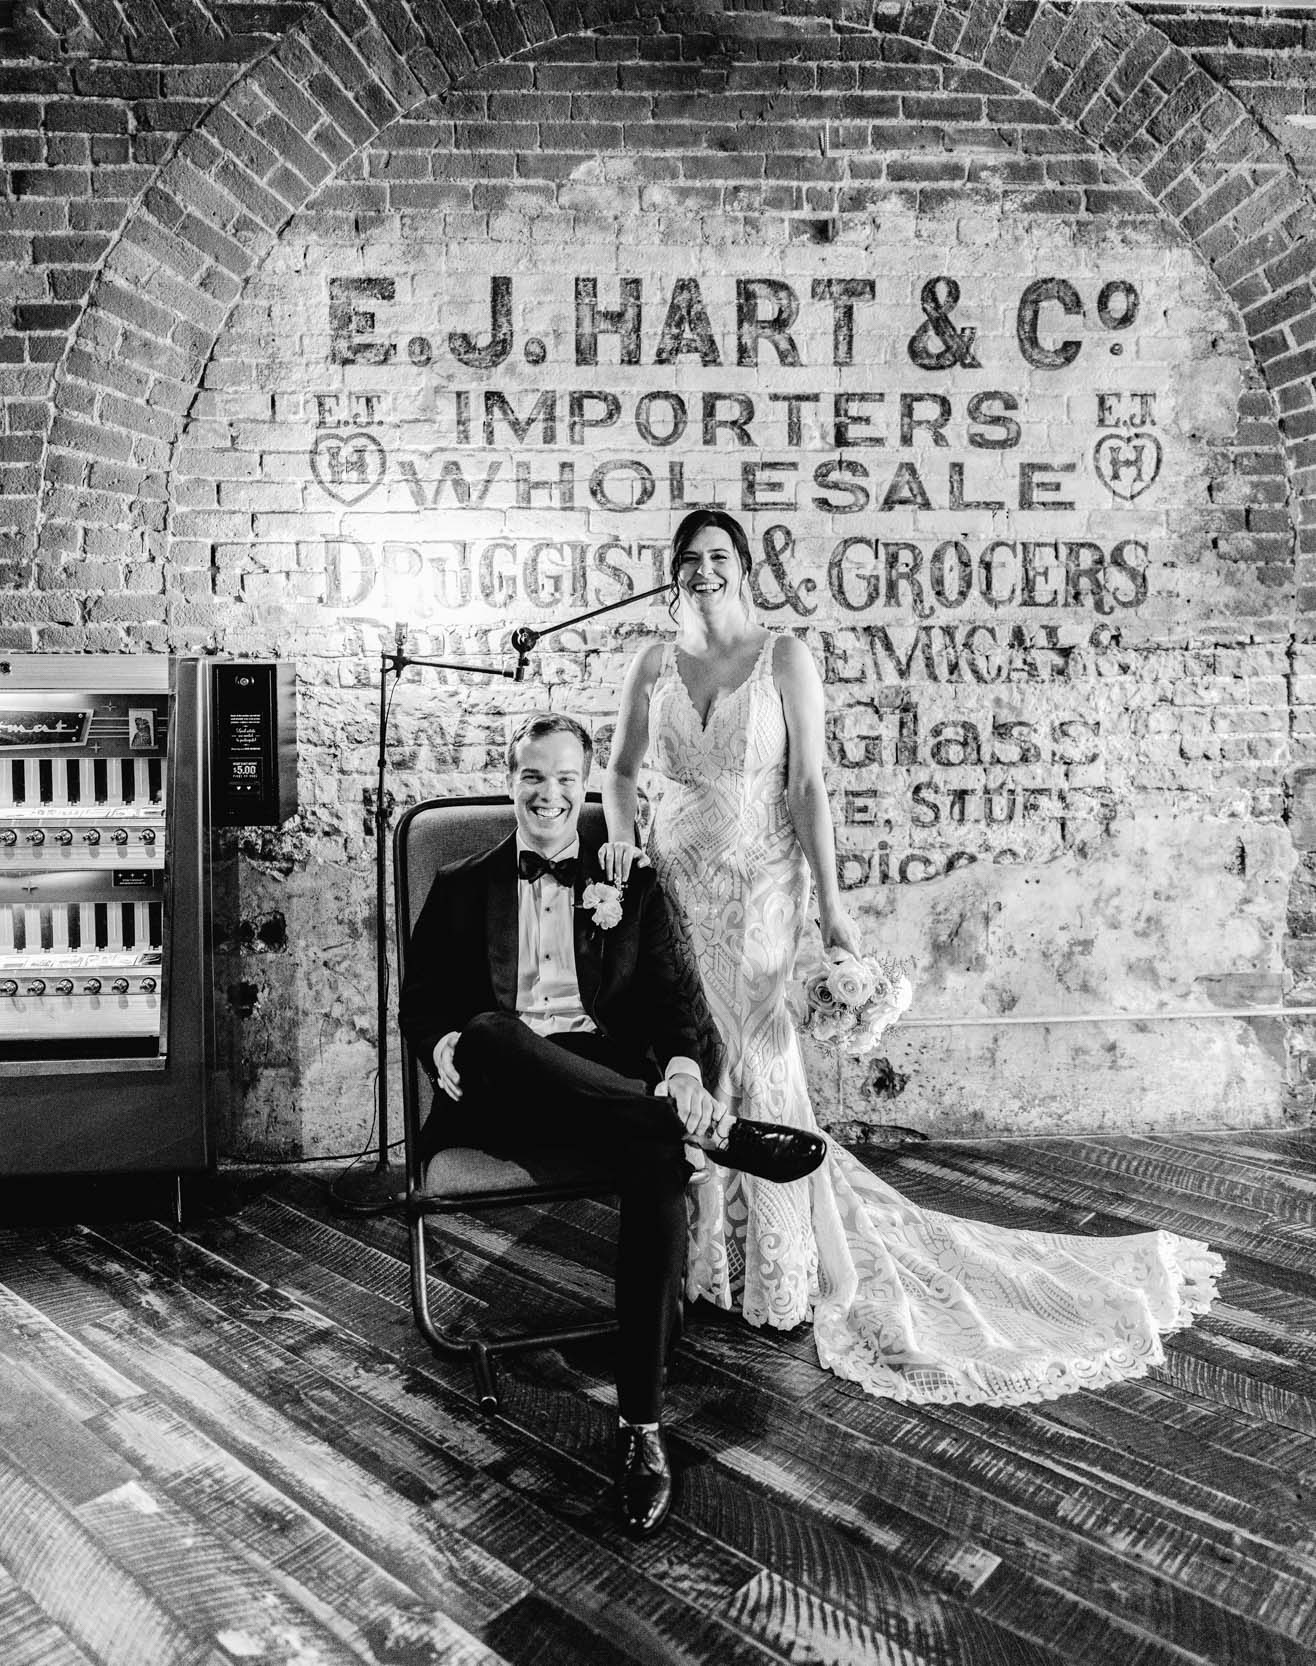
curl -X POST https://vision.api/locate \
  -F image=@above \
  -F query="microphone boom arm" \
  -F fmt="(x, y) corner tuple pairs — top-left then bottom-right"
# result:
(508, 581), (670, 673)
(383, 652), (520, 680)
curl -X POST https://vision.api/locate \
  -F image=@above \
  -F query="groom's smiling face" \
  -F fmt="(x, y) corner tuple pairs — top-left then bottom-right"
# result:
(509, 730), (587, 857)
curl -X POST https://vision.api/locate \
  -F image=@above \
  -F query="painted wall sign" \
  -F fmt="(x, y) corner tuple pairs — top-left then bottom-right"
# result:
(286, 236), (1246, 890)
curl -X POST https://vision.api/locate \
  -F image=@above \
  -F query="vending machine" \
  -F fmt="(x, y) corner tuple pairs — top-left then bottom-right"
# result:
(0, 656), (211, 1185)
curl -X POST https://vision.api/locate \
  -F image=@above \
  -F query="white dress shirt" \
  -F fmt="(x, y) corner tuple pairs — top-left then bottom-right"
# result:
(516, 836), (596, 1037)
(512, 835), (701, 1086)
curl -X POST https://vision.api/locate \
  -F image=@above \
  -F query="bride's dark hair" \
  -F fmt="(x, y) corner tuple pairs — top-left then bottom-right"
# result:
(668, 510), (753, 617)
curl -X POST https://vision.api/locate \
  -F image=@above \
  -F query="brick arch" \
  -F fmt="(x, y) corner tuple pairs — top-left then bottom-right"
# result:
(34, 0), (1316, 597)
(32, 0), (707, 578)
(870, 0), (1315, 589)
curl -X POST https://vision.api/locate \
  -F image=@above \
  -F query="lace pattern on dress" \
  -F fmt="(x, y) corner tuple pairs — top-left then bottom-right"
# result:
(646, 634), (1223, 1403)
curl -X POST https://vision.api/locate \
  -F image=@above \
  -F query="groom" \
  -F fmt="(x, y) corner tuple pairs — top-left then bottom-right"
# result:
(398, 712), (826, 1536)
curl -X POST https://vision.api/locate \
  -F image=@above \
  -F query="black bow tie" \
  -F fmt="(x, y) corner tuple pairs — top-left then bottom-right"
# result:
(518, 849), (578, 886)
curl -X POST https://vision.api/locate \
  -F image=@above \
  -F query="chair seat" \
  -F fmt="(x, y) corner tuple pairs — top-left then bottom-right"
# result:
(421, 1144), (616, 1199)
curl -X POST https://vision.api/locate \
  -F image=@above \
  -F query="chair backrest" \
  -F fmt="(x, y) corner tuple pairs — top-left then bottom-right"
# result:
(392, 794), (606, 1179)
(395, 793), (607, 946)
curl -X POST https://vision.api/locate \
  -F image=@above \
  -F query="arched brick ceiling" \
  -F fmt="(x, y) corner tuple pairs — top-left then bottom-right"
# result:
(32, 0), (1316, 589)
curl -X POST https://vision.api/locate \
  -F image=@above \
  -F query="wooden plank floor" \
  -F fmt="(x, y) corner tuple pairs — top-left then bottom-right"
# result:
(1, 1128), (1315, 1666)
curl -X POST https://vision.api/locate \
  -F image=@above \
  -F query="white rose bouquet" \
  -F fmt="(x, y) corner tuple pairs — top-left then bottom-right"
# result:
(798, 950), (913, 1056)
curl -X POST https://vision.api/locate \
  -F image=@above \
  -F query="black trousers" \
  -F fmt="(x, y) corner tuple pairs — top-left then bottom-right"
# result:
(430, 1011), (692, 1424)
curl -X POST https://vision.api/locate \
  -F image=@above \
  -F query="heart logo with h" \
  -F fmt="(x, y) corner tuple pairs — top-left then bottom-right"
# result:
(311, 431), (387, 506)
(1093, 431), (1162, 500)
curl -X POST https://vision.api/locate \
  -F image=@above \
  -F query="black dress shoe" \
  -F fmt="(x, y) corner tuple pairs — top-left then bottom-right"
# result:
(707, 1118), (826, 1183)
(616, 1424), (673, 1537)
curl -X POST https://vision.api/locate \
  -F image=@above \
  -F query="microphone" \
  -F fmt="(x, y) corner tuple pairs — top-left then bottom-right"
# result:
(393, 620), (408, 653)
(510, 621), (538, 684)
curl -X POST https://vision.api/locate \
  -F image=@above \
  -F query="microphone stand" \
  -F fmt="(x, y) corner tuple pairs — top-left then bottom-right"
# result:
(333, 626), (520, 1215)
(333, 581), (669, 1215)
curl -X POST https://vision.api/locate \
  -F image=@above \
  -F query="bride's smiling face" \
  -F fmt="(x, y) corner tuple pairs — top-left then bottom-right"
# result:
(677, 526), (743, 610)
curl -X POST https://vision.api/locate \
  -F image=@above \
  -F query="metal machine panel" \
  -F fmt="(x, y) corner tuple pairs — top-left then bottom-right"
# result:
(211, 661), (297, 827)
(0, 656), (211, 1178)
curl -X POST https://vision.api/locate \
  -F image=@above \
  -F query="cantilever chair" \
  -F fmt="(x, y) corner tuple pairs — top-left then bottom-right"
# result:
(394, 793), (618, 1412)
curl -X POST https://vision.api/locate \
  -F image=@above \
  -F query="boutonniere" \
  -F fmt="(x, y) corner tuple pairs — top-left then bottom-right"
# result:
(580, 880), (624, 930)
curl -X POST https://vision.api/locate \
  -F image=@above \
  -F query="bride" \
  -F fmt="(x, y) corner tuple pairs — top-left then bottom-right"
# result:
(601, 508), (1222, 1405)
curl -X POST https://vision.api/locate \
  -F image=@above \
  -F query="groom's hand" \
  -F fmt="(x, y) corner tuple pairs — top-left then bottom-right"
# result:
(433, 1031), (462, 1100)
(665, 1071), (718, 1141)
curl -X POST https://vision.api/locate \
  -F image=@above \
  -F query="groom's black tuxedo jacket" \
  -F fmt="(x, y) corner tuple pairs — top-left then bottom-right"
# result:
(398, 828), (719, 1103)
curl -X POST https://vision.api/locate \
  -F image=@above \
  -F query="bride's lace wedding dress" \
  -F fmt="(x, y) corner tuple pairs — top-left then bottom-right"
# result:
(646, 635), (1223, 1405)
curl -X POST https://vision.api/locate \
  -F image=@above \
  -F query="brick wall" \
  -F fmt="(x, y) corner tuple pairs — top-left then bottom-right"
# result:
(3, 1), (1315, 1157)
(1134, 4), (1316, 185)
